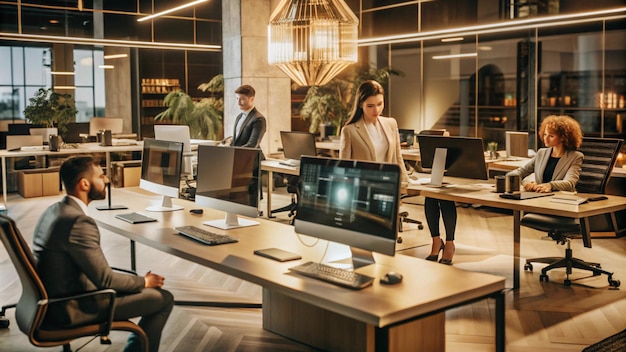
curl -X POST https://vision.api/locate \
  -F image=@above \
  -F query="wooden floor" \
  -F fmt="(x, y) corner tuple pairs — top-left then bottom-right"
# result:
(1, 189), (625, 351)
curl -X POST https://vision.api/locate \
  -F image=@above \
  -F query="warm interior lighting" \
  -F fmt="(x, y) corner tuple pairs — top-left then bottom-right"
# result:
(98, 65), (114, 69)
(49, 19), (59, 24)
(432, 53), (477, 60)
(441, 37), (464, 42)
(137, 0), (208, 22)
(268, 0), (359, 86)
(103, 54), (128, 59)
(0, 32), (221, 52)
(359, 7), (626, 46)
(53, 86), (76, 89)
(50, 71), (75, 75)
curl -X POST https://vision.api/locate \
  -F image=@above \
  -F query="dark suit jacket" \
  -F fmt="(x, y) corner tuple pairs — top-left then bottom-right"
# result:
(507, 147), (583, 191)
(233, 107), (266, 148)
(32, 196), (144, 326)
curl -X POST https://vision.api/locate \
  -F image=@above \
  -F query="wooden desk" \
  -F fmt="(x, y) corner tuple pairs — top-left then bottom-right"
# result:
(0, 142), (143, 210)
(89, 187), (506, 351)
(406, 181), (626, 289)
(261, 159), (299, 218)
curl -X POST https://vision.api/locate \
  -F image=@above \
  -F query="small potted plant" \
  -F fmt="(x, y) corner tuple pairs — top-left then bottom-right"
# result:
(23, 88), (77, 141)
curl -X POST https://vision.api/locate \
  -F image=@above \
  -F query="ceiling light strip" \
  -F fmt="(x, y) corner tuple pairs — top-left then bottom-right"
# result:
(137, 0), (208, 22)
(358, 7), (626, 46)
(432, 53), (477, 59)
(361, 0), (434, 14)
(50, 71), (75, 75)
(0, 32), (221, 52)
(53, 86), (76, 89)
(103, 54), (128, 59)
(441, 37), (464, 42)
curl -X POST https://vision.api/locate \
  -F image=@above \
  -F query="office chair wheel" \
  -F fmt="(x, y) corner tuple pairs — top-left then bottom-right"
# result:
(539, 274), (549, 282)
(396, 236), (403, 244)
(564, 279), (572, 287)
(0, 317), (9, 328)
(524, 263), (533, 271)
(100, 336), (112, 345)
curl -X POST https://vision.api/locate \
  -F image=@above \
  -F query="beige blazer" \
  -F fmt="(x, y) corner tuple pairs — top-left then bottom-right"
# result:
(339, 117), (409, 182)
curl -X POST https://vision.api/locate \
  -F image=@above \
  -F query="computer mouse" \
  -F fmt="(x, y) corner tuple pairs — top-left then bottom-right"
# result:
(189, 209), (203, 215)
(380, 271), (403, 285)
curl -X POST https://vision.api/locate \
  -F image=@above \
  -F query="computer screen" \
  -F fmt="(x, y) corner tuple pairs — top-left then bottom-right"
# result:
(280, 131), (317, 166)
(416, 135), (488, 180)
(139, 138), (184, 212)
(398, 129), (414, 148)
(154, 125), (193, 175)
(195, 145), (261, 230)
(294, 156), (401, 269)
(89, 117), (123, 135)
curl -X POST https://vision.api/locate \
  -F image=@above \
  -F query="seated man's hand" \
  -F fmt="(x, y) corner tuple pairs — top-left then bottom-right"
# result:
(144, 271), (165, 288)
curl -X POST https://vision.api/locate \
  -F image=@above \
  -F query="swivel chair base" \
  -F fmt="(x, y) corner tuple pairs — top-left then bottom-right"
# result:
(524, 239), (620, 288)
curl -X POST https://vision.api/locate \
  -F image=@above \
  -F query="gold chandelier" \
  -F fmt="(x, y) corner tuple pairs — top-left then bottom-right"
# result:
(268, 0), (359, 87)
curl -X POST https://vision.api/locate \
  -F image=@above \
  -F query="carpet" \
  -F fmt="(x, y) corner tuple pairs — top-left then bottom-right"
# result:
(583, 329), (626, 352)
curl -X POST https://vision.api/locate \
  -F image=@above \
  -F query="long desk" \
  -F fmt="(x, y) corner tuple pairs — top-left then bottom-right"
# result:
(261, 159), (299, 218)
(1, 142), (143, 210)
(90, 187), (506, 351)
(406, 181), (626, 289)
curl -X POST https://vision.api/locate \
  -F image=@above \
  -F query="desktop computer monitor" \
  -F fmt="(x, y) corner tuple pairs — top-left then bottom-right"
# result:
(279, 131), (317, 166)
(416, 135), (488, 180)
(195, 145), (261, 230)
(398, 129), (414, 148)
(139, 138), (185, 212)
(89, 117), (123, 136)
(294, 156), (401, 269)
(154, 125), (193, 175)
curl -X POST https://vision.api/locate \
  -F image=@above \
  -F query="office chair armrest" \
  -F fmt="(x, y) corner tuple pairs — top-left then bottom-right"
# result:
(112, 267), (138, 276)
(43, 289), (117, 335)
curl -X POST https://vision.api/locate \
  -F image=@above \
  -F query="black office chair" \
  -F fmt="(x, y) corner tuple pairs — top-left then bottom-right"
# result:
(522, 137), (623, 288)
(0, 214), (149, 352)
(270, 174), (299, 224)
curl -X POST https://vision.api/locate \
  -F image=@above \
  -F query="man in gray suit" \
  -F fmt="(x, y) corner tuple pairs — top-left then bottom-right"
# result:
(232, 84), (266, 148)
(33, 155), (173, 352)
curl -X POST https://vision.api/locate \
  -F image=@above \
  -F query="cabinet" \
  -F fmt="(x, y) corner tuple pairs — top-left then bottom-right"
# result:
(140, 78), (181, 137)
(538, 70), (626, 138)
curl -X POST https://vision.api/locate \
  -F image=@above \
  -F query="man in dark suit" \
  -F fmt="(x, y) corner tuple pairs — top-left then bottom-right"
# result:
(232, 84), (266, 148)
(32, 156), (173, 352)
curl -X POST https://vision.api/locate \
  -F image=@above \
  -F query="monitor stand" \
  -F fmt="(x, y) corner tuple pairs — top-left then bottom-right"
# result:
(350, 247), (375, 269)
(426, 147), (448, 187)
(203, 212), (259, 230)
(96, 183), (128, 211)
(145, 195), (184, 212)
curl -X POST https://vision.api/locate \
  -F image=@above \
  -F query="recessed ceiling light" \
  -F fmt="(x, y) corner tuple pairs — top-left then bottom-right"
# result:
(103, 54), (128, 59)
(432, 53), (477, 60)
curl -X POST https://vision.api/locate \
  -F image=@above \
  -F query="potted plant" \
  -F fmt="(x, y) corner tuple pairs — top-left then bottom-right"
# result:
(23, 88), (77, 141)
(299, 67), (404, 138)
(155, 74), (224, 140)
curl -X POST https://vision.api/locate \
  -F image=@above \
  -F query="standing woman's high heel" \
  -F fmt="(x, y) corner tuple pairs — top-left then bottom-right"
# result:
(425, 239), (445, 261)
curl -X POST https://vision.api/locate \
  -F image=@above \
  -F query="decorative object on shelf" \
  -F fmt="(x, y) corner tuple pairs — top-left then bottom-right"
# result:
(268, 0), (358, 87)
(23, 88), (77, 140)
(299, 67), (403, 135)
(155, 75), (224, 140)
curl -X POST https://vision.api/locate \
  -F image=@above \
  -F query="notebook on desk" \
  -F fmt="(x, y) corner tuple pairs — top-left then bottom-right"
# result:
(499, 192), (554, 200)
(115, 212), (157, 224)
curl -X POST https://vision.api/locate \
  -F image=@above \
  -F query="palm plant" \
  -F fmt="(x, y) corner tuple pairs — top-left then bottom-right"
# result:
(155, 74), (224, 140)
(299, 67), (404, 134)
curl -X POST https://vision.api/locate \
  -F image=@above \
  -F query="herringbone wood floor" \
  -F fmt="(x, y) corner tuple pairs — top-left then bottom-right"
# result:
(1, 189), (625, 351)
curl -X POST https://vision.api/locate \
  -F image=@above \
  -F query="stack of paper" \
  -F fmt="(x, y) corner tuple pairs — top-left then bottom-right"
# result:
(550, 195), (588, 205)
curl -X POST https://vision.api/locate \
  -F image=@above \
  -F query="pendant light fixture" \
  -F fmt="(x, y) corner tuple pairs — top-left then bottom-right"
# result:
(268, 0), (359, 87)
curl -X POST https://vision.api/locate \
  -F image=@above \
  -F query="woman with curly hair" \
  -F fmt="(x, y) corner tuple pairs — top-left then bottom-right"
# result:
(507, 115), (584, 193)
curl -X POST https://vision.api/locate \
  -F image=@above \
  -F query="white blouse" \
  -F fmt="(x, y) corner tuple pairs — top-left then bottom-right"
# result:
(364, 119), (388, 162)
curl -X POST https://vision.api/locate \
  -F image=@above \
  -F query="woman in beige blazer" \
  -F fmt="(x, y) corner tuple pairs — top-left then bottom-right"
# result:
(339, 80), (409, 182)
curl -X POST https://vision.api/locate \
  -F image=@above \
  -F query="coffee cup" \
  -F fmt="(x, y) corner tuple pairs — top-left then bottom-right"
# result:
(495, 175), (506, 193)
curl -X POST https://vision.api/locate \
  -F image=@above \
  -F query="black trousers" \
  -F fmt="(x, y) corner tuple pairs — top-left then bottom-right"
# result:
(424, 197), (457, 241)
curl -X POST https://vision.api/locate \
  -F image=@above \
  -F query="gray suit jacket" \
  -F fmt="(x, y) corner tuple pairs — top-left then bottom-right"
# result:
(33, 196), (144, 326)
(339, 117), (409, 182)
(507, 147), (583, 191)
